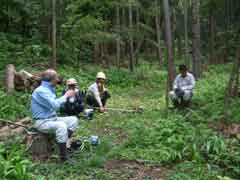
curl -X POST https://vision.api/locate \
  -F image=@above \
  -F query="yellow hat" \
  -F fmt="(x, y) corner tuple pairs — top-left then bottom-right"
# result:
(96, 72), (106, 80)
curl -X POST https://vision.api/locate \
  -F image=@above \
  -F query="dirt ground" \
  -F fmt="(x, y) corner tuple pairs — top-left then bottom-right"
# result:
(104, 159), (168, 180)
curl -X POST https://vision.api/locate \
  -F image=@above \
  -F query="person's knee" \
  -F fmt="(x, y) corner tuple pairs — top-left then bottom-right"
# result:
(55, 122), (68, 143)
(183, 91), (192, 101)
(169, 91), (176, 99)
(68, 116), (79, 131)
(72, 116), (78, 127)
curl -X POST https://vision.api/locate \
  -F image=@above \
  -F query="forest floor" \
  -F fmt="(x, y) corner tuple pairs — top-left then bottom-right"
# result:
(0, 63), (240, 180)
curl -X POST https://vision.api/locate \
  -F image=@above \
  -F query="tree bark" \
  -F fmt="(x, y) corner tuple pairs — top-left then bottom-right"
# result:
(209, 3), (215, 65)
(135, 6), (140, 66)
(121, 8), (126, 60)
(163, 0), (175, 85)
(192, 0), (201, 79)
(224, 49), (240, 121)
(116, 4), (121, 68)
(163, 0), (175, 109)
(129, 2), (134, 72)
(184, 0), (190, 67)
(51, 0), (57, 69)
(155, 0), (163, 67)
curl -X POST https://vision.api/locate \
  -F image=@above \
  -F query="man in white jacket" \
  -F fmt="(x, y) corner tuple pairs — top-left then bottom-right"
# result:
(169, 65), (196, 107)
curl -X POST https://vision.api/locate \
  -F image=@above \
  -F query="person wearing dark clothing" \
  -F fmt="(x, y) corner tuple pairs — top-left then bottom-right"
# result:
(60, 78), (85, 116)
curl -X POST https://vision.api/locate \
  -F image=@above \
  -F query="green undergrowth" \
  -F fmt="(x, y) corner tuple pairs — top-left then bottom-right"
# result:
(0, 63), (240, 179)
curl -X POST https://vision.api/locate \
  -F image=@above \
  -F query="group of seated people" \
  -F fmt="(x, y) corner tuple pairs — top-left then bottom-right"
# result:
(60, 72), (111, 116)
(30, 64), (195, 164)
(31, 70), (110, 163)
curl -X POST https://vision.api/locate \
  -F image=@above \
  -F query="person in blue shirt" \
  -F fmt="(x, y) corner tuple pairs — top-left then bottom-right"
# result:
(31, 69), (78, 163)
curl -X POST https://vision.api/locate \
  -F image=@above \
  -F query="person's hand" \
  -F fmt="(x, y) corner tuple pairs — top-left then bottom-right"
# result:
(64, 90), (76, 98)
(99, 106), (105, 113)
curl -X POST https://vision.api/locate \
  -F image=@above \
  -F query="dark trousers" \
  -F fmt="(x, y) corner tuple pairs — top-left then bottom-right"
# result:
(86, 91), (110, 107)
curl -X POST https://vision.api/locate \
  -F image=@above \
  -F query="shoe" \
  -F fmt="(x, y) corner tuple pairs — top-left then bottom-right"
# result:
(58, 143), (77, 164)
(70, 140), (82, 150)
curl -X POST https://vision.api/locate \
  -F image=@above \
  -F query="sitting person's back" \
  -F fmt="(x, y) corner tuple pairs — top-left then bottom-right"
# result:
(60, 78), (84, 116)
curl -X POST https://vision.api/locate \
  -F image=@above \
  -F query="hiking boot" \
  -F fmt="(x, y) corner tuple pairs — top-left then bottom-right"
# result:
(58, 143), (77, 164)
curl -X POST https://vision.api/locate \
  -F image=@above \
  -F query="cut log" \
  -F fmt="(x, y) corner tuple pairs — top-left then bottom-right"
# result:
(26, 133), (55, 161)
(15, 70), (41, 91)
(4, 64), (16, 94)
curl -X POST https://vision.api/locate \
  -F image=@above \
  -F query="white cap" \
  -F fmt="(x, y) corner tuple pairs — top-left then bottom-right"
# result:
(96, 72), (106, 80)
(66, 78), (77, 85)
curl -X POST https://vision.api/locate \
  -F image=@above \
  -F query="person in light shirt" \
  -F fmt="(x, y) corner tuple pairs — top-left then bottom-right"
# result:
(86, 72), (110, 112)
(31, 69), (78, 163)
(169, 65), (196, 107)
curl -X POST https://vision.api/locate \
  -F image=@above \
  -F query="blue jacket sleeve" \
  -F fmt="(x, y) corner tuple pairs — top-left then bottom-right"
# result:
(37, 91), (67, 111)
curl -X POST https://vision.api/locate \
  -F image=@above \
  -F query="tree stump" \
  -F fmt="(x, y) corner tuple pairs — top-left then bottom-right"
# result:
(4, 64), (15, 94)
(26, 133), (55, 161)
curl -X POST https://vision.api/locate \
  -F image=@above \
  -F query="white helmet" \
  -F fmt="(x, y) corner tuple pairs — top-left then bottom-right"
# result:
(66, 78), (77, 85)
(96, 72), (106, 80)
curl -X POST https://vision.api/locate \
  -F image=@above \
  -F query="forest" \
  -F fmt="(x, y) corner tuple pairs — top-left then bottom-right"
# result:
(0, 0), (240, 179)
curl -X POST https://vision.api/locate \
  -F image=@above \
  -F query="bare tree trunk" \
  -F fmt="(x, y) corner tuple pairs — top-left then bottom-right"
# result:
(51, 0), (57, 69)
(116, 4), (121, 68)
(121, 8), (126, 61)
(192, 0), (201, 79)
(135, 6), (140, 66)
(155, 0), (163, 67)
(209, 3), (215, 65)
(163, 0), (175, 109)
(184, 0), (190, 67)
(129, 2), (134, 72)
(4, 64), (15, 94)
(224, 49), (240, 121)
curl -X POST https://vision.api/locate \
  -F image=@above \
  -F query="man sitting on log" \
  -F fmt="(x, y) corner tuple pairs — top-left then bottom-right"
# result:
(60, 78), (85, 116)
(86, 72), (110, 113)
(169, 65), (196, 108)
(31, 69), (78, 163)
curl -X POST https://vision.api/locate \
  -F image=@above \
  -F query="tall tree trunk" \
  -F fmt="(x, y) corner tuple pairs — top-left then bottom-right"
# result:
(121, 8), (126, 61)
(155, 0), (163, 67)
(163, 0), (175, 109)
(5, 0), (9, 32)
(224, 49), (240, 121)
(135, 6), (140, 66)
(129, 2), (134, 72)
(192, 0), (201, 79)
(184, 0), (190, 67)
(209, 4), (215, 65)
(116, 4), (121, 68)
(163, 0), (175, 85)
(51, 0), (57, 69)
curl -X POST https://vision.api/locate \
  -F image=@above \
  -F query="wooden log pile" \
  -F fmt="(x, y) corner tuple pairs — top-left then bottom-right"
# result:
(4, 64), (42, 94)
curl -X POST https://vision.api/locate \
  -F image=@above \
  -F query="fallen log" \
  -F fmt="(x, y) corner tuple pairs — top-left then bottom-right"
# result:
(0, 117), (55, 161)
(0, 117), (31, 141)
